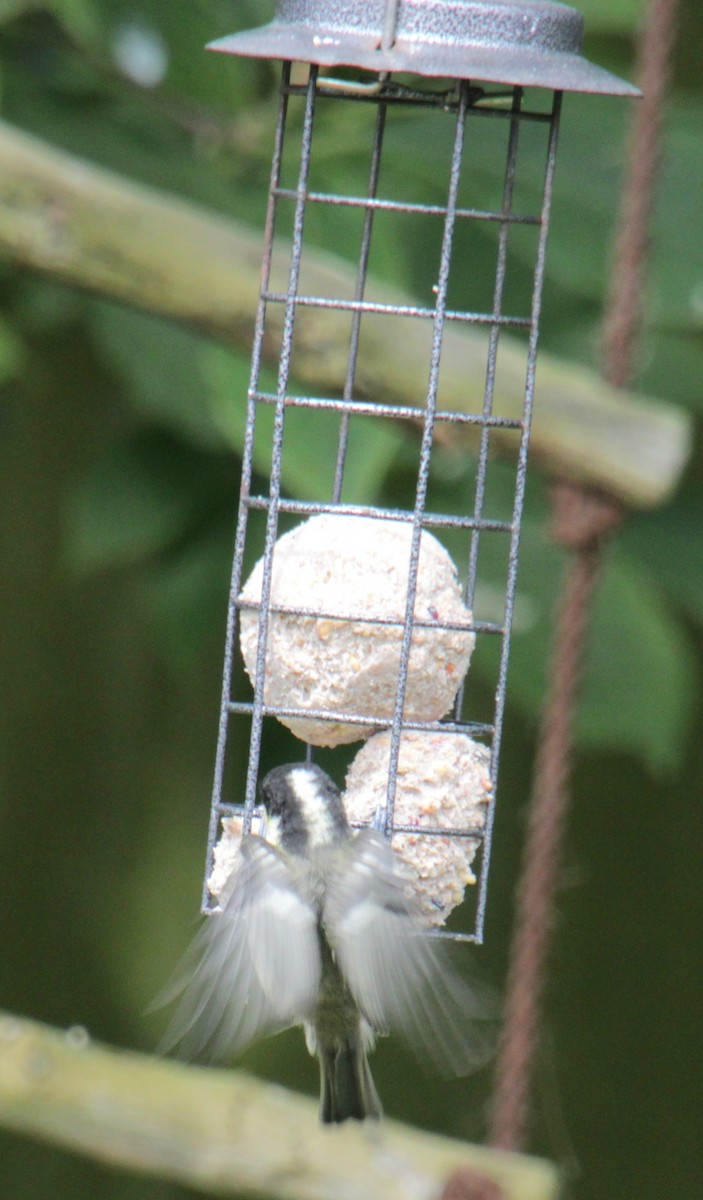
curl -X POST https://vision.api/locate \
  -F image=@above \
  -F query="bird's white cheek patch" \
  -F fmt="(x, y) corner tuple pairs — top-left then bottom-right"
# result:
(263, 814), (282, 847)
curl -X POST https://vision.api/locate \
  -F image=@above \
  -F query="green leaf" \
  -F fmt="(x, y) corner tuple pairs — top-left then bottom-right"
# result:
(474, 508), (696, 774)
(620, 483), (703, 629)
(63, 428), (233, 572)
(88, 303), (229, 451)
(576, 552), (696, 771)
(576, 0), (643, 34)
(48, 0), (105, 44)
(141, 514), (233, 671)
(0, 0), (42, 24)
(649, 100), (703, 327)
(0, 313), (24, 381)
(0, 15), (271, 216)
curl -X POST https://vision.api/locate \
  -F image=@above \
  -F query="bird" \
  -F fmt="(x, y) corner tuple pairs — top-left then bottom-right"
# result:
(156, 761), (494, 1123)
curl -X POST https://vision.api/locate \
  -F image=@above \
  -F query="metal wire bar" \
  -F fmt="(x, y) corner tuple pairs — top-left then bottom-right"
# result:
(464, 89), (523, 616)
(332, 94), (388, 502)
(243, 65), (320, 822)
(473, 90), (563, 944)
(250, 390), (524, 428)
(382, 80), (472, 834)
(245, 497), (514, 533)
(455, 87), (524, 738)
(338, 822), (488, 840)
(237, 599), (503, 635)
(217, 805), (487, 841)
(202, 64), (293, 908)
(226, 698), (494, 733)
(261, 291), (532, 328)
(273, 189), (541, 225)
(286, 77), (556, 123)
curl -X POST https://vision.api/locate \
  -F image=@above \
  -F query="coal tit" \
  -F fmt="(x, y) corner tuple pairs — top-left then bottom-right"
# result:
(158, 762), (493, 1123)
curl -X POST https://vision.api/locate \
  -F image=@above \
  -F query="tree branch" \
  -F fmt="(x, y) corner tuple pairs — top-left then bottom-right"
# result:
(0, 117), (690, 508)
(0, 1012), (558, 1199)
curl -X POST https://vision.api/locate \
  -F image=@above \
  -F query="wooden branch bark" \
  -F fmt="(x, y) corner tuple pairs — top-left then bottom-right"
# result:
(0, 1012), (559, 1200)
(0, 117), (690, 508)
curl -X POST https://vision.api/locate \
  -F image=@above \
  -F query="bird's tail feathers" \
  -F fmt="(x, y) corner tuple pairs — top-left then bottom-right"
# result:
(318, 1036), (382, 1124)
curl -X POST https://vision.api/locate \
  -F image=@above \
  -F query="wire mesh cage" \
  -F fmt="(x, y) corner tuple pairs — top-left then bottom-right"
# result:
(201, 0), (636, 942)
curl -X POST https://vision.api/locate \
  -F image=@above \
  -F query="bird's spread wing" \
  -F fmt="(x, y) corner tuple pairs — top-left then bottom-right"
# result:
(155, 836), (320, 1061)
(324, 829), (497, 1076)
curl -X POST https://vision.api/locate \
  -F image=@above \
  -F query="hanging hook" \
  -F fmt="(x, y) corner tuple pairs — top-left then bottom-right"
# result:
(380, 0), (400, 51)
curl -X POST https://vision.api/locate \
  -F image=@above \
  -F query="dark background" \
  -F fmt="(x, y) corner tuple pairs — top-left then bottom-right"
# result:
(0, 2), (701, 1197)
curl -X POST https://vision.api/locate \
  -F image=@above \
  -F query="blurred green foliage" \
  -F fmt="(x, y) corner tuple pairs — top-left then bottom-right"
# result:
(0, 2), (702, 1199)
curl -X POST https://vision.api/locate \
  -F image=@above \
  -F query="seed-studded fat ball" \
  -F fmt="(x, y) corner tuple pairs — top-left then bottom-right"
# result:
(343, 730), (493, 925)
(207, 812), (262, 906)
(238, 514), (475, 746)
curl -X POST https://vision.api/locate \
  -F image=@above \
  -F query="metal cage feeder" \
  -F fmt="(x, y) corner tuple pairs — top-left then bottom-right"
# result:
(201, 0), (636, 942)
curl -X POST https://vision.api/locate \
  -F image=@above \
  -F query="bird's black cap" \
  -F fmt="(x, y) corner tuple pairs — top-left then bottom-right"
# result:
(261, 763), (350, 854)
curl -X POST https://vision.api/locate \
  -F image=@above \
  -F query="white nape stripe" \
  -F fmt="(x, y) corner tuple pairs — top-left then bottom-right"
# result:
(290, 766), (336, 848)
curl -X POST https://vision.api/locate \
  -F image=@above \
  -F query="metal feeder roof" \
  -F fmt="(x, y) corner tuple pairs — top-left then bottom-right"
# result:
(207, 0), (640, 96)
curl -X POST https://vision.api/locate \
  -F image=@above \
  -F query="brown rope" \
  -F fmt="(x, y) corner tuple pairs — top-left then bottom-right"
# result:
(601, 0), (680, 389)
(486, 0), (680, 1152)
(437, 1167), (507, 1200)
(489, 482), (622, 1151)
